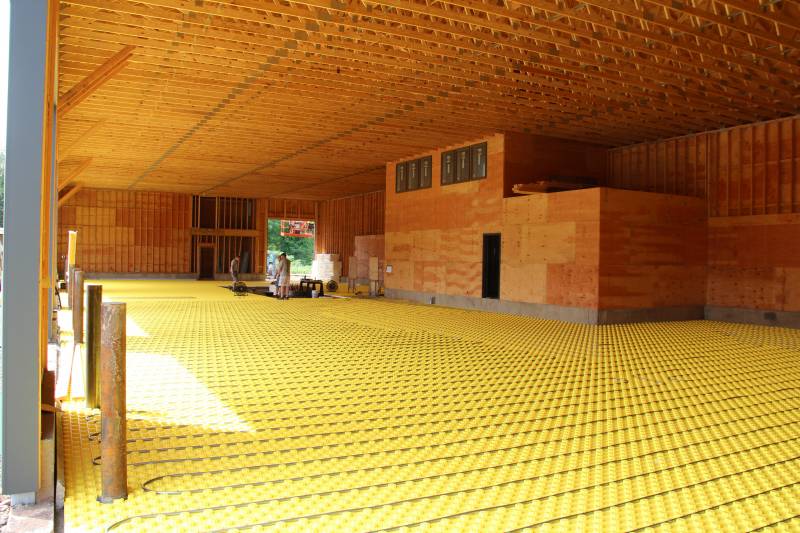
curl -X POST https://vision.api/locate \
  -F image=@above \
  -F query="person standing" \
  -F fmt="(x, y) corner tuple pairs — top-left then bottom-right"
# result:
(276, 252), (291, 300)
(230, 255), (240, 284)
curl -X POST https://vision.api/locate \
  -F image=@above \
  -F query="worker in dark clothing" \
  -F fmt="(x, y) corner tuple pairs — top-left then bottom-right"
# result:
(230, 255), (240, 284)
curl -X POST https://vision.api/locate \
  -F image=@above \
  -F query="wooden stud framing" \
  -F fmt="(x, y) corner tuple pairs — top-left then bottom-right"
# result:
(607, 115), (800, 217)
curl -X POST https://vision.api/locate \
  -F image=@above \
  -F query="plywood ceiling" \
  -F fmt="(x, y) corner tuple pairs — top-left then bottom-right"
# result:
(57, 0), (800, 199)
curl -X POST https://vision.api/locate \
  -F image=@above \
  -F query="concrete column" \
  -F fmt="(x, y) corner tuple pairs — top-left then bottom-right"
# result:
(1, 0), (57, 500)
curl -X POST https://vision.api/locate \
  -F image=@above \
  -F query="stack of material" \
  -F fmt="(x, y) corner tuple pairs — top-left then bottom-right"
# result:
(368, 256), (383, 297)
(354, 234), (385, 283)
(312, 253), (342, 282)
(348, 256), (357, 293)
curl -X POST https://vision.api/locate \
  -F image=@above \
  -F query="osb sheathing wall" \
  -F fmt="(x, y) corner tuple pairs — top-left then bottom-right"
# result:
(316, 191), (385, 277)
(58, 189), (192, 274)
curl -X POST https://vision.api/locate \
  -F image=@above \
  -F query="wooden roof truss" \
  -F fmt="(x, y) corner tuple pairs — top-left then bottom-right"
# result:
(57, 0), (800, 198)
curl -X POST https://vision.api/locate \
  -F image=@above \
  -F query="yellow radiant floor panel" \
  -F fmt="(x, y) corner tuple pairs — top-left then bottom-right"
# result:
(60, 280), (800, 532)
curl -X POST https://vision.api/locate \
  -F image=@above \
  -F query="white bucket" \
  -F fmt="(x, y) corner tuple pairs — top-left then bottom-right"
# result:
(311, 290), (319, 298)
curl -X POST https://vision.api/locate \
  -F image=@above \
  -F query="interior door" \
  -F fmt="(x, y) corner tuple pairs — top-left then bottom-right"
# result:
(482, 233), (501, 299)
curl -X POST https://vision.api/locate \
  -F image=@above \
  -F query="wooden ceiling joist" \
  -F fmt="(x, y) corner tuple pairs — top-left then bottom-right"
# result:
(57, 45), (135, 119)
(59, 120), (106, 161)
(55, 0), (800, 199)
(58, 183), (84, 207)
(58, 157), (93, 191)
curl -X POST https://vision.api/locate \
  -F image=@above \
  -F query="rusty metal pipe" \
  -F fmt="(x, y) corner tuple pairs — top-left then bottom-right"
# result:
(72, 270), (85, 343)
(85, 284), (102, 409)
(98, 302), (128, 503)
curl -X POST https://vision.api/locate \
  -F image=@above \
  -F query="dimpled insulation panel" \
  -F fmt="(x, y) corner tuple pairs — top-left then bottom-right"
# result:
(61, 281), (800, 532)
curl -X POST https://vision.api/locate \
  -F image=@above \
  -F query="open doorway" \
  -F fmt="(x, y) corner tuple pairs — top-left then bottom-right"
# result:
(267, 219), (316, 279)
(482, 233), (501, 299)
(198, 246), (214, 280)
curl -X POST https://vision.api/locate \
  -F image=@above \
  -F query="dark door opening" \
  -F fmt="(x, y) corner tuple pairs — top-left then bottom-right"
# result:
(482, 233), (501, 299)
(198, 247), (215, 280)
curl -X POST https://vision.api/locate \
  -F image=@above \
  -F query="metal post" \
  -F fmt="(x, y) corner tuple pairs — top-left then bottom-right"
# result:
(72, 270), (85, 344)
(2, 0), (57, 499)
(98, 302), (127, 502)
(85, 285), (102, 409)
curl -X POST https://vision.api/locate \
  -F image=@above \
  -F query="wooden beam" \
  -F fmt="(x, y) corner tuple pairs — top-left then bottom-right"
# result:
(57, 45), (134, 119)
(58, 158), (92, 191)
(513, 178), (598, 195)
(191, 228), (260, 238)
(58, 183), (84, 207)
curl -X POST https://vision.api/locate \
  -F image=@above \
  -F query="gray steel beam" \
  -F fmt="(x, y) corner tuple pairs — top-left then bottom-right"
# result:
(2, 0), (53, 498)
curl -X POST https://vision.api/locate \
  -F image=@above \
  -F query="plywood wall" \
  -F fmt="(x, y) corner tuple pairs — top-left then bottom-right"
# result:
(502, 189), (707, 311)
(384, 129), (715, 313)
(599, 189), (707, 309)
(501, 189), (601, 308)
(385, 135), (504, 296)
(385, 133), (607, 304)
(607, 115), (800, 216)
(58, 189), (192, 273)
(708, 214), (800, 312)
(316, 190), (385, 277)
(354, 235), (385, 282)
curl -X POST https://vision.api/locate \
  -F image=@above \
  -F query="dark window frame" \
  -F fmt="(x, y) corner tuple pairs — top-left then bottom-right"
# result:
(441, 150), (456, 185)
(395, 162), (408, 193)
(441, 142), (489, 186)
(455, 147), (470, 182)
(408, 159), (420, 190)
(396, 157), (433, 193)
(470, 142), (488, 180)
(420, 156), (433, 188)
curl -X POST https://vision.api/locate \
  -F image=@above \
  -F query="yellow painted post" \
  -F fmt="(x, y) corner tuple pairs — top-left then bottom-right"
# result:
(66, 229), (77, 295)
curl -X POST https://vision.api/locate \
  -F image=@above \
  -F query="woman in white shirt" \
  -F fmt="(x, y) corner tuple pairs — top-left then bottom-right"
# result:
(276, 253), (291, 300)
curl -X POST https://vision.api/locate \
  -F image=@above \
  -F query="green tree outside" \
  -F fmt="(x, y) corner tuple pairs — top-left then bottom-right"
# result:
(267, 219), (314, 275)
